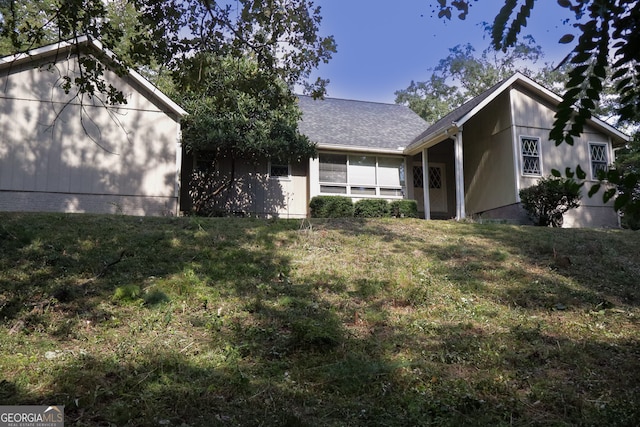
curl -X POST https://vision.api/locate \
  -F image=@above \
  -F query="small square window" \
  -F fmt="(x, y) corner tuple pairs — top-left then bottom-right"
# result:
(521, 136), (541, 176)
(589, 143), (608, 179)
(270, 161), (290, 178)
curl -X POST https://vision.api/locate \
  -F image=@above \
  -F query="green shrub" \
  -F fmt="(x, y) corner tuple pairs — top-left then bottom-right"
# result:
(113, 285), (142, 302)
(390, 200), (418, 218)
(354, 199), (390, 218)
(309, 196), (354, 218)
(519, 175), (582, 227)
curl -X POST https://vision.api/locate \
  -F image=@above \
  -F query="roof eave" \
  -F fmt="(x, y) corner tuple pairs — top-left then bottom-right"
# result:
(0, 36), (188, 119)
(317, 143), (406, 155)
(0, 35), (91, 67)
(586, 118), (630, 145)
(404, 72), (630, 152)
(403, 124), (459, 156)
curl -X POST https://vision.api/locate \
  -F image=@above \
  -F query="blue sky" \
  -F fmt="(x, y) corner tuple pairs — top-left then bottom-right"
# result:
(309, 1), (576, 103)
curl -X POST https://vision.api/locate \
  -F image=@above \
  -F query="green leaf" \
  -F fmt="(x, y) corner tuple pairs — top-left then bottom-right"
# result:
(565, 167), (574, 178)
(588, 76), (602, 92)
(611, 68), (628, 80)
(559, 34), (575, 44)
(563, 87), (582, 100)
(565, 134), (574, 146)
(557, 0), (571, 7)
(581, 98), (595, 110)
(567, 75), (585, 87)
(603, 188), (617, 203)
(571, 52), (592, 64)
(593, 64), (606, 79)
(623, 172), (639, 188)
(551, 169), (562, 178)
(572, 64), (590, 75)
(596, 168), (608, 181)
(616, 77), (632, 92)
(614, 193), (630, 211)
(588, 183), (601, 197)
(576, 165), (587, 180)
(438, 9), (452, 19)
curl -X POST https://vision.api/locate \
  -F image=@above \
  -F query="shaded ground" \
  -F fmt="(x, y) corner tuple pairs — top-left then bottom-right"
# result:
(1, 213), (639, 426)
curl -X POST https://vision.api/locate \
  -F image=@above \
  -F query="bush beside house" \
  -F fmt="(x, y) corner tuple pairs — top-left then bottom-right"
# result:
(309, 196), (355, 218)
(519, 175), (582, 227)
(354, 199), (390, 218)
(390, 200), (419, 218)
(309, 197), (418, 219)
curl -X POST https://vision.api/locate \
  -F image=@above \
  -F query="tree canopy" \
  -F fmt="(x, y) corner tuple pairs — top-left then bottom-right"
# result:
(432, 0), (639, 143)
(0, 0), (336, 100)
(1, 0), (332, 216)
(394, 32), (560, 123)
(175, 53), (314, 164)
(174, 53), (316, 215)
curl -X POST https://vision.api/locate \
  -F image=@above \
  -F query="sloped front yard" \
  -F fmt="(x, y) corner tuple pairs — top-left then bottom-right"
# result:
(1, 213), (639, 426)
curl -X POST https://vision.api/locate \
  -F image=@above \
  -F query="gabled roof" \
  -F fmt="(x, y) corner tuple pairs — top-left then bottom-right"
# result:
(405, 72), (629, 154)
(297, 95), (428, 154)
(0, 36), (187, 118)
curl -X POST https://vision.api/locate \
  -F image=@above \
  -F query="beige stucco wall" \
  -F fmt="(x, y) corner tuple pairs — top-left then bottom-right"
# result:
(510, 86), (618, 227)
(192, 157), (309, 218)
(0, 53), (181, 216)
(463, 91), (518, 214)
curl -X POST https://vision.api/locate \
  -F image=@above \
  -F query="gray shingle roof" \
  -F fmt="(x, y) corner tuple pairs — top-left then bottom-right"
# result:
(297, 95), (428, 151)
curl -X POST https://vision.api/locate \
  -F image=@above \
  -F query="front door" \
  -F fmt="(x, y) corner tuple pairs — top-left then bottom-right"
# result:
(413, 162), (448, 214)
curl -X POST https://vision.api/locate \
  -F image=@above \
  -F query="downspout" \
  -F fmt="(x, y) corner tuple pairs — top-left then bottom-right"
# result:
(422, 148), (431, 220)
(454, 129), (466, 220)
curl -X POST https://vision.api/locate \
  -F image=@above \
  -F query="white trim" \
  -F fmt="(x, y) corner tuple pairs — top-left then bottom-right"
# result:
(317, 143), (405, 155)
(519, 135), (543, 177)
(316, 151), (405, 199)
(309, 156), (320, 199)
(454, 131), (466, 220)
(175, 123), (183, 215)
(405, 72), (629, 156)
(509, 89), (522, 202)
(0, 36), (187, 118)
(127, 68), (188, 117)
(404, 127), (458, 156)
(588, 141), (609, 181)
(0, 36), (92, 65)
(422, 148), (431, 220)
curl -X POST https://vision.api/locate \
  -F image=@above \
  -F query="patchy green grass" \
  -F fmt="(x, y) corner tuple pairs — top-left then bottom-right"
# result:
(1, 213), (640, 426)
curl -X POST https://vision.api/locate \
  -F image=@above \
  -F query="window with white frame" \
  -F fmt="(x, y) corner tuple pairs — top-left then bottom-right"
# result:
(521, 136), (541, 176)
(318, 153), (405, 197)
(269, 159), (290, 178)
(589, 143), (608, 179)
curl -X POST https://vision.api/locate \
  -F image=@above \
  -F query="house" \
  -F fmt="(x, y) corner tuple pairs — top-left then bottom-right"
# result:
(0, 36), (186, 216)
(179, 95), (430, 219)
(0, 37), (629, 227)
(297, 72), (629, 227)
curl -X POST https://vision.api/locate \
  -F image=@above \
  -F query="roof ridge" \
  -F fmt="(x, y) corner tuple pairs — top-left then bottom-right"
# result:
(297, 94), (402, 107)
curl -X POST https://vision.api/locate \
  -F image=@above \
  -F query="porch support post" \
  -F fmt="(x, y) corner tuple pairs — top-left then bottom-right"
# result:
(454, 131), (466, 220)
(422, 148), (431, 220)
